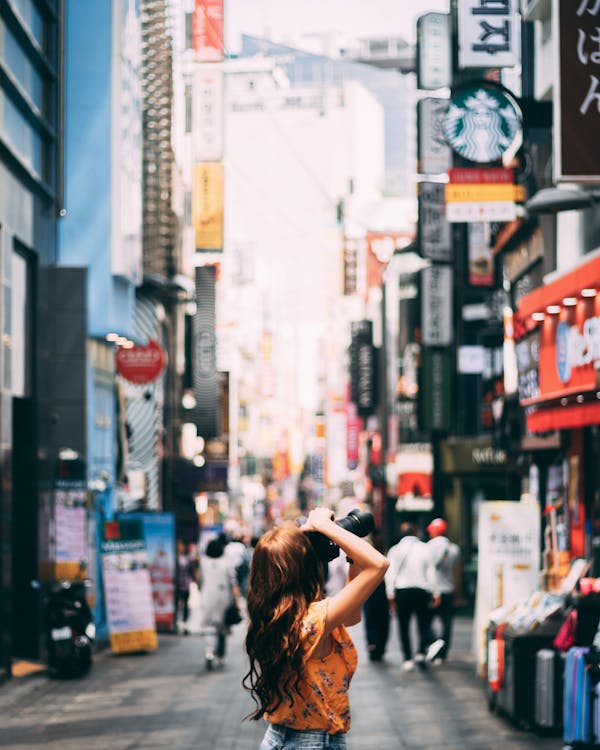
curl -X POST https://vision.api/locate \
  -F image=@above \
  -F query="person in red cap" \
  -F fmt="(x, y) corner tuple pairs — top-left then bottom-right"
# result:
(425, 518), (460, 664)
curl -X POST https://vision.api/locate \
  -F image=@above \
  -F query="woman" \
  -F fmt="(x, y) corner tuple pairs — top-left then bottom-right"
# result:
(199, 538), (240, 670)
(244, 507), (389, 749)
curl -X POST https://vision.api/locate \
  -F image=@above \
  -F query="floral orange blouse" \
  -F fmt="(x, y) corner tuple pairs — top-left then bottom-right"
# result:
(265, 598), (358, 734)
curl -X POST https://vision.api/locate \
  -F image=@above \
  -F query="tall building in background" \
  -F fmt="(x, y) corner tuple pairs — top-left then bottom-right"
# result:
(0, 0), (64, 677)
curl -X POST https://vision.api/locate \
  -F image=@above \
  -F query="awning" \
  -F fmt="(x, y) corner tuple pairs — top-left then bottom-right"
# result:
(526, 401), (600, 433)
(518, 250), (600, 320)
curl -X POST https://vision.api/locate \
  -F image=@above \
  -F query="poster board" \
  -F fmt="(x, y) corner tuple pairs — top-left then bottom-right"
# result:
(473, 500), (540, 675)
(123, 513), (176, 632)
(101, 520), (158, 654)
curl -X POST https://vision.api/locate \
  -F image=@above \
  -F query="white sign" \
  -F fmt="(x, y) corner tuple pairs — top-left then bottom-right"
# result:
(458, 345), (486, 374)
(418, 98), (452, 175)
(422, 265), (453, 346)
(419, 182), (452, 261)
(458, 0), (520, 69)
(193, 68), (224, 161)
(473, 501), (540, 674)
(417, 12), (452, 90)
(446, 200), (517, 222)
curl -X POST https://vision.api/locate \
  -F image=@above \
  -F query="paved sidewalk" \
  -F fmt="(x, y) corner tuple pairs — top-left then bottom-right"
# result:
(0, 611), (562, 750)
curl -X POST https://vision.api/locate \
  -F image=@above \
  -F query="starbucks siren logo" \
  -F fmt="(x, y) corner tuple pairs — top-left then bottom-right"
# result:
(443, 83), (522, 164)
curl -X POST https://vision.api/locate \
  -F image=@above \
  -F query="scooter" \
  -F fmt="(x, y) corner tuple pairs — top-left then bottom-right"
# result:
(32, 579), (95, 678)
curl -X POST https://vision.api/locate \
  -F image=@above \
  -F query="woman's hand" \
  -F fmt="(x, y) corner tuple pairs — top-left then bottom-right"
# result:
(301, 507), (336, 534)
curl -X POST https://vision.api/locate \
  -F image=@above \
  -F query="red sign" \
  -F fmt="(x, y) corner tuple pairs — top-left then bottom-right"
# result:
(448, 167), (514, 184)
(193, 0), (223, 62)
(116, 339), (166, 384)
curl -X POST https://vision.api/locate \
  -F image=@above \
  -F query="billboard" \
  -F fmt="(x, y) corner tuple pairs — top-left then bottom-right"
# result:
(416, 13), (452, 90)
(192, 68), (224, 161)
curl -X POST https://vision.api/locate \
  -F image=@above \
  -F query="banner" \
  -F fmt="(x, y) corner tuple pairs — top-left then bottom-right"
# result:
(418, 182), (452, 262)
(350, 320), (377, 418)
(192, 162), (224, 251)
(192, 0), (223, 62)
(473, 501), (540, 675)
(101, 520), (158, 654)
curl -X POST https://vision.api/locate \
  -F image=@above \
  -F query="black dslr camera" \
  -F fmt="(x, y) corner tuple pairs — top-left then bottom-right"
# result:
(304, 509), (374, 563)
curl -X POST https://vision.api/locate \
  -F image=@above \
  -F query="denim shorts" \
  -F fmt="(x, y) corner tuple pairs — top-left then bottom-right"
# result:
(259, 723), (347, 750)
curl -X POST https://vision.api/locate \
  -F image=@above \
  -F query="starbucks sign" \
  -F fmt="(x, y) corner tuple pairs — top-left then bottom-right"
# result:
(443, 82), (522, 164)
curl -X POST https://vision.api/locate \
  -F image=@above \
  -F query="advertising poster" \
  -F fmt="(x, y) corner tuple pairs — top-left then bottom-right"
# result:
(473, 501), (540, 674)
(101, 520), (158, 654)
(124, 513), (176, 632)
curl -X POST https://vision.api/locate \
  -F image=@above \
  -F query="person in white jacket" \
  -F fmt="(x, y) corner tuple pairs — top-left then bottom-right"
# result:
(426, 518), (460, 663)
(385, 522), (437, 671)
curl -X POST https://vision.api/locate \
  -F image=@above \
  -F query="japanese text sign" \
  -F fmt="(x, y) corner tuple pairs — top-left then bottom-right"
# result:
(556, 0), (600, 181)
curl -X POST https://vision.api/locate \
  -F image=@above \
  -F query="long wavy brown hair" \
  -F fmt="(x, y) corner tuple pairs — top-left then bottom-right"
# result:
(243, 523), (324, 720)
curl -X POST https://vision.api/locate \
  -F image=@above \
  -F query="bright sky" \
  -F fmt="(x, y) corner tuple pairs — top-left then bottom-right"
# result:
(225, 0), (449, 53)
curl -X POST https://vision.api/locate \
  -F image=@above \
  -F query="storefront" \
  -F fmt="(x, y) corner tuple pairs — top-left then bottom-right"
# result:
(439, 437), (520, 600)
(517, 250), (600, 577)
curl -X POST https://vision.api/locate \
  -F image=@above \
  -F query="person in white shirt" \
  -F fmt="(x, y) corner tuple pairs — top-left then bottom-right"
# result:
(426, 518), (460, 663)
(385, 522), (436, 671)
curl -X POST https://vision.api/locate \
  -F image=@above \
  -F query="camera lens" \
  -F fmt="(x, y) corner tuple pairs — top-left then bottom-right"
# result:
(336, 510), (374, 538)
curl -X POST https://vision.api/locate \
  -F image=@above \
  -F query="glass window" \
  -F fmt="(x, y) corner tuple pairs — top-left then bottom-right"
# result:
(0, 17), (44, 111)
(0, 89), (44, 175)
(185, 84), (192, 132)
(185, 12), (193, 50)
(12, 0), (45, 51)
(11, 251), (28, 397)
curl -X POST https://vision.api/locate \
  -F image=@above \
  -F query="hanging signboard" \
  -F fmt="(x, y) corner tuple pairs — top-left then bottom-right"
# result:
(192, 162), (224, 251)
(193, 265), (219, 438)
(116, 339), (166, 384)
(193, 0), (223, 62)
(458, 0), (520, 70)
(421, 265), (453, 346)
(350, 320), (377, 418)
(418, 182), (452, 262)
(417, 98), (452, 176)
(445, 167), (524, 222)
(555, 0), (600, 181)
(416, 13), (452, 90)
(473, 501), (540, 675)
(192, 68), (224, 162)
(443, 82), (522, 164)
(468, 222), (494, 286)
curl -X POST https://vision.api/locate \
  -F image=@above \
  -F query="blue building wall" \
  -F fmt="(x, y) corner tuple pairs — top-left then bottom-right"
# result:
(61, 0), (140, 641)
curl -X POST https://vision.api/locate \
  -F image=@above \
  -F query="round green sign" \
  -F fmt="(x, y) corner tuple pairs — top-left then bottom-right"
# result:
(442, 82), (522, 164)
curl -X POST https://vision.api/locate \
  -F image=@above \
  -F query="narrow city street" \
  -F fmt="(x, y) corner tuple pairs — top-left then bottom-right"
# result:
(0, 601), (561, 750)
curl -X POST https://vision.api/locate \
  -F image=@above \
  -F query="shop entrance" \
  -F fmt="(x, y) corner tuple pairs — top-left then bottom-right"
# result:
(11, 396), (40, 659)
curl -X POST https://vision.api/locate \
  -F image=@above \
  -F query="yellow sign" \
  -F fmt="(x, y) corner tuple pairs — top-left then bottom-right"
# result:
(445, 183), (526, 203)
(192, 162), (224, 250)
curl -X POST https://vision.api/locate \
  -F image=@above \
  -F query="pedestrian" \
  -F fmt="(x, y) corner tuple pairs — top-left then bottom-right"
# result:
(425, 518), (460, 664)
(175, 540), (195, 635)
(224, 531), (251, 597)
(199, 537), (241, 670)
(361, 529), (390, 662)
(385, 521), (436, 671)
(243, 507), (389, 749)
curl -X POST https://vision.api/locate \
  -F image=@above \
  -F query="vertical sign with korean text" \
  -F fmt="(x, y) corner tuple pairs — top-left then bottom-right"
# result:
(418, 98), (452, 176)
(418, 182), (452, 262)
(422, 265), (453, 346)
(193, 0), (223, 62)
(458, 0), (520, 70)
(417, 13), (452, 90)
(556, 0), (600, 181)
(193, 68), (224, 162)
